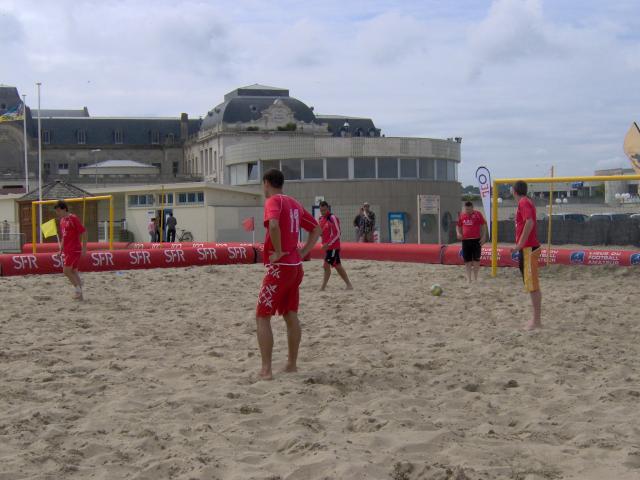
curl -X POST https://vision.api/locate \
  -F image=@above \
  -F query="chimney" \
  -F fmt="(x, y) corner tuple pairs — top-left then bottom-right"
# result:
(180, 113), (189, 140)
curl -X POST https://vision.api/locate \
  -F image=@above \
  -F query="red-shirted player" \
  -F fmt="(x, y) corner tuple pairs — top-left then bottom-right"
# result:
(54, 200), (87, 300)
(456, 201), (487, 282)
(256, 169), (322, 380)
(511, 180), (542, 330)
(318, 200), (353, 291)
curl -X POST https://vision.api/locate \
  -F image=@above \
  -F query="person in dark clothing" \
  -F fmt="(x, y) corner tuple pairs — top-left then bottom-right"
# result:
(166, 213), (177, 242)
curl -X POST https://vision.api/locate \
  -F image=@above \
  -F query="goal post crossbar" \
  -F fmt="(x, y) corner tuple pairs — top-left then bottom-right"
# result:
(491, 175), (640, 277)
(31, 195), (114, 253)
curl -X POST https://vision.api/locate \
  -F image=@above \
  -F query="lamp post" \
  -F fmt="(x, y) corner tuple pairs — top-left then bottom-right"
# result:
(91, 149), (101, 187)
(22, 94), (28, 194)
(36, 83), (43, 242)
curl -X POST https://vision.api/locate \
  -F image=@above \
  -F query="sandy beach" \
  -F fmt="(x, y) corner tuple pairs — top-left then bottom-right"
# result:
(1, 260), (640, 479)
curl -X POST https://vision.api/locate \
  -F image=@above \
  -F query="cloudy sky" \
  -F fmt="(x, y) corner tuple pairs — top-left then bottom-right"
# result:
(2, 0), (639, 185)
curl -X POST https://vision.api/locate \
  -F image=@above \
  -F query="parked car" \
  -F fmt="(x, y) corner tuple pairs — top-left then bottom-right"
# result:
(588, 213), (631, 222)
(542, 213), (589, 223)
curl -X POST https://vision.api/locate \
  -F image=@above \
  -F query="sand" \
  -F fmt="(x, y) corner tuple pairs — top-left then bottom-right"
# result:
(1, 260), (640, 480)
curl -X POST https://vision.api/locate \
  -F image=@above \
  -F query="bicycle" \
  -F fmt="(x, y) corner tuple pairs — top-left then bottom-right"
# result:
(177, 228), (193, 242)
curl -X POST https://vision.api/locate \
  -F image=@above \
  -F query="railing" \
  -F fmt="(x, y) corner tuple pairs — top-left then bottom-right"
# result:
(0, 233), (25, 253)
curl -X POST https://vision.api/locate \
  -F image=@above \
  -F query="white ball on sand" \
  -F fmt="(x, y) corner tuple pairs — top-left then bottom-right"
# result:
(430, 284), (443, 296)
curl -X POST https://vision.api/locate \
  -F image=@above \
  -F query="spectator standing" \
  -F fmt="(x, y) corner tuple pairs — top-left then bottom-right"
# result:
(166, 213), (177, 242)
(357, 202), (376, 242)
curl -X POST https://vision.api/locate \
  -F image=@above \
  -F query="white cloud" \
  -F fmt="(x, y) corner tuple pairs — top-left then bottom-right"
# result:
(2, 0), (640, 185)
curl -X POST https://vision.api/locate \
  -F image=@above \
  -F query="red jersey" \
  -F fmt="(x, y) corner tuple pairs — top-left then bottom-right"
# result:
(263, 194), (317, 265)
(319, 213), (341, 249)
(59, 214), (86, 254)
(457, 210), (486, 239)
(515, 197), (539, 248)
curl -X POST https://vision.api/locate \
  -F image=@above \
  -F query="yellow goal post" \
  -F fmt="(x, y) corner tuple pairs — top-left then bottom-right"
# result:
(491, 174), (640, 277)
(31, 195), (114, 253)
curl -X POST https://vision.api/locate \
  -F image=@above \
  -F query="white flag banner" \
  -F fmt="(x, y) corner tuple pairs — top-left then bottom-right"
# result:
(475, 166), (492, 239)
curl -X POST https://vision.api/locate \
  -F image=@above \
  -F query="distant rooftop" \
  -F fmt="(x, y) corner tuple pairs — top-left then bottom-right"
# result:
(224, 84), (290, 102)
(31, 107), (90, 118)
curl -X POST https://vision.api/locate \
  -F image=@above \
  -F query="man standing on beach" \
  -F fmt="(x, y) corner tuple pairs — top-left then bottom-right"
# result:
(456, 201), (487, 282)
(318, 200), (353, 291)
(511, 181), (542, 330)
(166, 212), (177, 243)
(256, 169), (322, 380)
(54, 200), (87, 300)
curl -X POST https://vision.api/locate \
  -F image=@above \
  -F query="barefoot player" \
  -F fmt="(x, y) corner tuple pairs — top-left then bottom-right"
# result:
(511, 181), (542, 330)
(456, 201), (487, 282)
(318, 201), (353, 291)
(54, 200), (87, 300)
(256, 169), (322, 380)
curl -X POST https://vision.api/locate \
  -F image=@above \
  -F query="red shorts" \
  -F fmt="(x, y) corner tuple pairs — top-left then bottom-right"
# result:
(256, 264), (304, 317)
(63, 250), (82, 269)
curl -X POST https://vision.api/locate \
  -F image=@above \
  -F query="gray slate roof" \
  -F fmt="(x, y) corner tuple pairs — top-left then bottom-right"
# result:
(35, 117), (201, 146)
(20, 180), (93, 201)
(32, 108), (90, 118)
(315, 115), (380, 137)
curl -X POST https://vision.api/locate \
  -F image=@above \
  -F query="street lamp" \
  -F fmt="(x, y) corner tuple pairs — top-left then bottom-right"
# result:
(91, 149), (101, 187)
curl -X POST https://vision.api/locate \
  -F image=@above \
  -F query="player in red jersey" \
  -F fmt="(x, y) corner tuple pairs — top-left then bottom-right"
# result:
(456, 201), (487, 282)
(54, 200), (87, 300)
(511, 180), (542, 330)
(256, 169), (322, 380)
(318, 200), (353, 291)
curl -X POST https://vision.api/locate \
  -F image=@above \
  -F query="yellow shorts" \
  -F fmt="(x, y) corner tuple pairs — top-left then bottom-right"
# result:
(519, 247), (540, 293)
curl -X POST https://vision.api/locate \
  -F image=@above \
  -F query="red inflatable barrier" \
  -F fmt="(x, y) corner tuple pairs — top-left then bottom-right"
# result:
(441, 245), (640, 268)
(22, 241), (255, 253)
(442, 245), (520, 267)
(0, 245), (255, 277)
(308, 242), (443, 264)
(22, 242), (132, 253)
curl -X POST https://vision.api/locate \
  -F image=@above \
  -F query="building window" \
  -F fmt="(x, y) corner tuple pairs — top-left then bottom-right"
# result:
(78, 162), (88, 169)
(419, 158), (435, 179)
(378, 158), (398, 178)
(150, 131), (160, 145)
(57, 163), (69, 174)
(160, 193), (174, 205)
(42, 130), (50, 144)
(114, 129), (123, 144)
(447, 161), (456, 181)
(281, 159), (301, 180)
(303, 159), (323, 179)
(76, 129), (87, 145)
(172, 161), (179, 176)
(128, 194), (155, 207)
(326, 158), (348, 179)
(248, 162), (259, 182)
(354, 157), (376, 179)
(44, 163), (51, 176)
(262, 160), (279, 173)
(166, 133), (175, 145)
(436, 159), (448, 181)
(400, 158), (417, 178)
(177, 191), (204, 205)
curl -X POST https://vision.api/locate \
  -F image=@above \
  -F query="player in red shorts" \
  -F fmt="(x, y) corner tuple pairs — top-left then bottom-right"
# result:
(256, 169), (321, 380)
(318, 200), (353, 291)
(54, 200), (87, 300)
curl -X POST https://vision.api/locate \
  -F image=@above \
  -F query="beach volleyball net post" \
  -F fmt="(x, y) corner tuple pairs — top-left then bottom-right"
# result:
(31, 195), (114, 253)
(491, 174), (640, 277)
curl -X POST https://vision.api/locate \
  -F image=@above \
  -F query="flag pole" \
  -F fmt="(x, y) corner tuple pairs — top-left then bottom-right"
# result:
(36, 82), (43, 242)
(22, 95), (29, 194)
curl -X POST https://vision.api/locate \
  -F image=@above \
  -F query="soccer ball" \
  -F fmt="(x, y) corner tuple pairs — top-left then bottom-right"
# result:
(430, 284), (443, 296)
